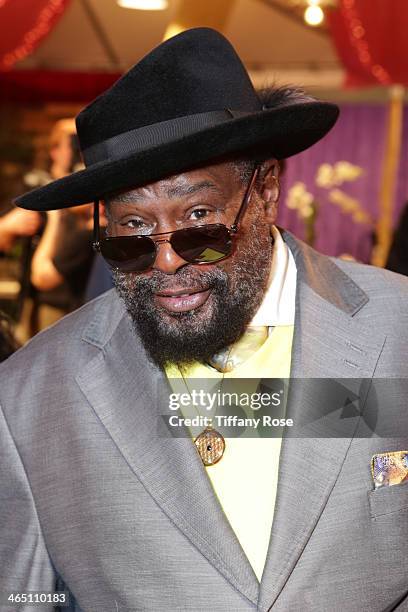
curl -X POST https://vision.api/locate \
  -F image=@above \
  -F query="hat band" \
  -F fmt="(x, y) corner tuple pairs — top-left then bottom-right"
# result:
(82, 109), (252, 166)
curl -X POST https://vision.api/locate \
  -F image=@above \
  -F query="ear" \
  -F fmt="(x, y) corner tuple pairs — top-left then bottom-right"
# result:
(260, 158), (280, 224)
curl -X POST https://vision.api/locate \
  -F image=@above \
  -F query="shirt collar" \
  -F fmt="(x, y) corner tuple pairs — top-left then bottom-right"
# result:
(249, 226), (297, 327)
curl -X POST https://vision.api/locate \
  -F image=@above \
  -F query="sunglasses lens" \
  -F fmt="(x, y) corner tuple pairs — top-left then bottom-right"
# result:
(100, 236), (156, 272)
(99, 225), (232, 272)
(171, 225), (232, 263)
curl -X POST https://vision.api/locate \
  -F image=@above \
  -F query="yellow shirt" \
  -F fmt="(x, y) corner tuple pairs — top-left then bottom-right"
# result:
(165, 324), (294, 581)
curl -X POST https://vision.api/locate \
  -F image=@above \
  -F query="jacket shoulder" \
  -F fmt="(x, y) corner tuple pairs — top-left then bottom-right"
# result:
(0, 289), (124, 384)
(332, 257), (408, 298)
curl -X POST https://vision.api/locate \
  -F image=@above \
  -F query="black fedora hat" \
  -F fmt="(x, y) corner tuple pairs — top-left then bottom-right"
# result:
(16, 27), (339, 211)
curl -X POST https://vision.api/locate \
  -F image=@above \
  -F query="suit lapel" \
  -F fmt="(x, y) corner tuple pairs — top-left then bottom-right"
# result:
(258, 232), (386, 611)
(76, 310), (259, 606)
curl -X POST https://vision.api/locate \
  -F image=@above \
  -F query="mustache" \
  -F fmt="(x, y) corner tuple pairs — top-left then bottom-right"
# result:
(130, 266), (229, 294)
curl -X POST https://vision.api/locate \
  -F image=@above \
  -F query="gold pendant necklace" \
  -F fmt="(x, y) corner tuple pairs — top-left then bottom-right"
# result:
(178, 361), (231, 467)
(194, 424), (225, 466)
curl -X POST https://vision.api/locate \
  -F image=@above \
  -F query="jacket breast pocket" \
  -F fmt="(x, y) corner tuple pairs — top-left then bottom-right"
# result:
(367, 482), (408, 600)
(368, 481), (408, 522)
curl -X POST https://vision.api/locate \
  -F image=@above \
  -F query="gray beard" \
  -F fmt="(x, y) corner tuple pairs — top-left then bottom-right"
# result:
(112, 229), (272, 369)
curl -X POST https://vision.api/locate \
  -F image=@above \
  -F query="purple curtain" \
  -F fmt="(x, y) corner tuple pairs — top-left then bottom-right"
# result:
(278, 103), (405, 263)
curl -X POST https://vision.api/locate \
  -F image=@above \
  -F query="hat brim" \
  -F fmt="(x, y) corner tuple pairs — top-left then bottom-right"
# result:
(16, 102), (338, 211)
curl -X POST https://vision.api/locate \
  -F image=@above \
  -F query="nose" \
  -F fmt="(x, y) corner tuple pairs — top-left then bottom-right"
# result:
(152, 239), (188, 274)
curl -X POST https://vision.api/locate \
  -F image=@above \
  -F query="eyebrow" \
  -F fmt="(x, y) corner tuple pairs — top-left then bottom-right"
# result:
(109, 181), (223, 204)
(166, 181), (223, 199)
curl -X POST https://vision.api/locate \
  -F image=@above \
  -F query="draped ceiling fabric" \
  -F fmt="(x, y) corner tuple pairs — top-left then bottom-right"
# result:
(0, 0), (71, 71)
(327, 0), (408, 88)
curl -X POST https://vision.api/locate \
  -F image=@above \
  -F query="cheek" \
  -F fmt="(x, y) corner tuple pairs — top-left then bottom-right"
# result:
(232, 218), (270, 258)
(115, 269), (143, 292)
(226, 223), (273, 278)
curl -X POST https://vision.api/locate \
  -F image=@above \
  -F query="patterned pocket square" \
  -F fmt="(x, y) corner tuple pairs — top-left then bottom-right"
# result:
(371, 451), (408, 489)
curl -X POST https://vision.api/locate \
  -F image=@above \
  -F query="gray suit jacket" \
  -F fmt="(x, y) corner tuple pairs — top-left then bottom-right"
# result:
(1, 230), (408, 612)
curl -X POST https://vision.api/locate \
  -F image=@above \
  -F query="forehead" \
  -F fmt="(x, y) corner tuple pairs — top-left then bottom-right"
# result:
(108, 161), (238, 205)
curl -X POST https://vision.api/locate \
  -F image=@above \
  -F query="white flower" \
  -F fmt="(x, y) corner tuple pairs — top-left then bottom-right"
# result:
(286, 182), (314, 211)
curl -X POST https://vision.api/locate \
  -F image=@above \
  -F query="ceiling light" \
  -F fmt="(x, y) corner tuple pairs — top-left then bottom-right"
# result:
(290, 0), (337, 6)
(117, 0), (168, 10)
(304, 4), (324, 26)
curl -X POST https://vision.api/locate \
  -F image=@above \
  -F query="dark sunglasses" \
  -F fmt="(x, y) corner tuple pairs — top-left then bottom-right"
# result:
(93, 164), (260, 273)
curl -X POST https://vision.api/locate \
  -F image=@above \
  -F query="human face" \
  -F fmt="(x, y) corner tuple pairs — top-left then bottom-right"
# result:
(107, 160), (277, 368)
(49, 132), (73, 175)
(97, 165), (259, 275)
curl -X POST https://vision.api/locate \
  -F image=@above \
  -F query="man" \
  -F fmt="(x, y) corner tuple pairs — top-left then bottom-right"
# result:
(1, 28), (407, 612)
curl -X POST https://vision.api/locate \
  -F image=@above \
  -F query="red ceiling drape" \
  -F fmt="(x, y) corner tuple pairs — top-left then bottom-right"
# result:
(327, 0), (408, 87)
(0, 0), (71, 71)
(0, 70), (122, 103)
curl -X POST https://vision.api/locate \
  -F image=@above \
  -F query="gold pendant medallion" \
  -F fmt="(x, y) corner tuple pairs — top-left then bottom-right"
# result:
(194, 426), (225, 466)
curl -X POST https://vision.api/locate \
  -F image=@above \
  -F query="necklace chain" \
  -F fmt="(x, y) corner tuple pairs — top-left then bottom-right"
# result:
(177, 351), (233, 466)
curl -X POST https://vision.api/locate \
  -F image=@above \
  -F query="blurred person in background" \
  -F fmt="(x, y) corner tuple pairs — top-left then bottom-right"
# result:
(30, 201), (96, 331)
(0, 207), (41, 253)
(0, 120), (76, 255)
(1, 119), (97, 337)
(28, 119), (96, 333)
(0, 150), (44, 339)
